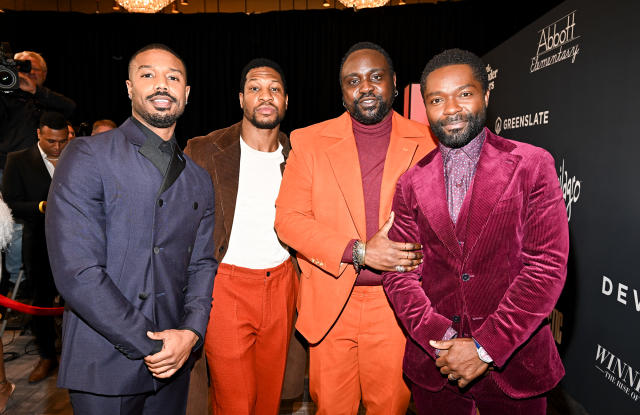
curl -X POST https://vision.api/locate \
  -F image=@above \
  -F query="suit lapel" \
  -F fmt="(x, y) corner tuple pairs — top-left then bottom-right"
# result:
(379, 112), (423, 227)
(413, 151), (463, 259)
(324, 113), (366, 240)
(28, 145), (52, 189)
(212, 126), (241, 240)
(461, 130), (520, 261)
(158, 146), (186, 195)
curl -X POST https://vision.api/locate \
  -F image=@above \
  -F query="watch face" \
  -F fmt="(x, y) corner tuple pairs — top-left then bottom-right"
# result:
(477, 347), (492, 364)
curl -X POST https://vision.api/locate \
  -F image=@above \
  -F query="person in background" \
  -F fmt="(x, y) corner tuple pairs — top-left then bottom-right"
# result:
(3, 111), (69, 383)
(91, 119), (117, 135)
(0, 193), (16, 411)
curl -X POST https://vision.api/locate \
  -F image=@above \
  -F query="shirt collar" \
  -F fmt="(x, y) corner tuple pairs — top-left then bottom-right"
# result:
(439, 128), (486, 165)
(130, 116), (177, 148)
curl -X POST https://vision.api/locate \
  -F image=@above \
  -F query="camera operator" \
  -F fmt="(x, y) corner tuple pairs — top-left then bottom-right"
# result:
(0, 50), (75, 173)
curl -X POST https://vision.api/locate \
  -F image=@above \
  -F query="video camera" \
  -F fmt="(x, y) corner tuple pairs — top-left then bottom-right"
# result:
(0, 42), (31, 92)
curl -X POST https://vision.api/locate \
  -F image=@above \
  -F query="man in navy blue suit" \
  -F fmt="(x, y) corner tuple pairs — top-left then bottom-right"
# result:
(45, 44), (217, 415)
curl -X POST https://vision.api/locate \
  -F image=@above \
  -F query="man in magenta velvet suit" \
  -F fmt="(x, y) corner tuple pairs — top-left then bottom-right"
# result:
(382, 49), (569, 414)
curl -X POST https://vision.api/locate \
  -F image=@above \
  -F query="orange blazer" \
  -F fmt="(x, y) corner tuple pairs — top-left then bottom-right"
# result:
(275, 111), (436, 344)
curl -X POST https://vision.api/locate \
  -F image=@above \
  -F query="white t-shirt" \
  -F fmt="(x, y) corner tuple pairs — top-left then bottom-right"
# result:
(222, 136), (290, 269)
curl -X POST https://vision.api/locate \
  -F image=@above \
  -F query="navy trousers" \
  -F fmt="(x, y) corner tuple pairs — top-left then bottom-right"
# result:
(69, 368), (190, 415)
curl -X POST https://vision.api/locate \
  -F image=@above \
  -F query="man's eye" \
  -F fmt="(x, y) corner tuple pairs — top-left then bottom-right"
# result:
(460, 91), (472, 97)
(371, 74), (382, 81)
(348, 79), (359, 86)
(271, 87), (281, 93)
(430, 98), (443, 105)
(141, 73), (153, 78)
(168, 75), (179, 81)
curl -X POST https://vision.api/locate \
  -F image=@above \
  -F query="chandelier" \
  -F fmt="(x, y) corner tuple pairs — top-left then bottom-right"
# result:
(338, 0), (389, 9)
(116, 0), (175, 13)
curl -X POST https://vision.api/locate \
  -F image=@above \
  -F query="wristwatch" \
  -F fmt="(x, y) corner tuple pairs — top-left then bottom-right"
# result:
(473, 338), (493, 364)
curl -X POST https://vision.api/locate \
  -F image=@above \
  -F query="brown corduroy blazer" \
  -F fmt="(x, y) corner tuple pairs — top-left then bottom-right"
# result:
(184, 121), (291, 262)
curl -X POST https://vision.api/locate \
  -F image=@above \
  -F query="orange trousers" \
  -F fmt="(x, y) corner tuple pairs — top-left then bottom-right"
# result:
(204, 259), (297, 415)
(309, 285), (410, 415)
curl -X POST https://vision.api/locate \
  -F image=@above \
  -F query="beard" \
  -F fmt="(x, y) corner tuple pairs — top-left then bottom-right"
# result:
(135, 91), (184, 129)
(430, 106), (486, 149)
(348, 91), (394, 125)
(245, 104), (285, 130)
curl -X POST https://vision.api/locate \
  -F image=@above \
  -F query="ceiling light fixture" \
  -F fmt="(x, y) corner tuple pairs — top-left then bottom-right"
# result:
(116, 0), (175, 13)
(338, 0), (389, 10)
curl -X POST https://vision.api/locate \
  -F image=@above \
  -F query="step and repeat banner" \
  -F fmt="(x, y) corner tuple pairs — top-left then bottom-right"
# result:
(480, 1), (639, 413)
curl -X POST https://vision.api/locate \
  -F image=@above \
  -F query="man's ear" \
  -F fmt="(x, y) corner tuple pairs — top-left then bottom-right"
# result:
(126, 80), (132, 99)
(484, 89), (490, 107)
(239, 92), (244, 109)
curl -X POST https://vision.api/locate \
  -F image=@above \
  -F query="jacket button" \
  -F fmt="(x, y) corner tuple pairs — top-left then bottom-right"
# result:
(193, 202), (198, 210)
(452, 315), (460, 323)
(266, 271), (271, 277)
(153, 247), (160, 254)
(218, 245), (225, 253)
(187, 245), (192, 253)
(461, 273), (470, 282)
(158, 199), (164, 207)
(138, 292), (149, 300)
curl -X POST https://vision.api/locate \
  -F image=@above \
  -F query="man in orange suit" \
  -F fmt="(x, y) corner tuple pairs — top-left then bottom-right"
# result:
(275, 42), (436, 414)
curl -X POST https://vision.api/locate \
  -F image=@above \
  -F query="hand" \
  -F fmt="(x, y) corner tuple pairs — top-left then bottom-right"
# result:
(18, 72), (36, 94)
(430, 338), (489, 388)
(364, 212), (423, 272)
(143, 329), (198, 378)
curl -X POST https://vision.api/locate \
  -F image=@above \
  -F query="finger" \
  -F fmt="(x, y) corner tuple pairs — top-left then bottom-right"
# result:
(152, 368), (178, 379)
(147, 361), (174, 373)
(430, 339), (453, 350)
(379, 211), (395, 235)
(147, 331), (165, 341)
(145, 357), (177, 369)
(144, 349), (172, 364)
(457, 378), (469, 388)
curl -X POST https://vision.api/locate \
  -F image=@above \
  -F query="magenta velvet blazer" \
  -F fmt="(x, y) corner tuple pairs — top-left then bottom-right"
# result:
(382, 128), (569, 399)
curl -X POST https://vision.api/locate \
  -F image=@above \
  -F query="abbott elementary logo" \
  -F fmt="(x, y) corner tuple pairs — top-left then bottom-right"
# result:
(595, 344), (640, 403)
(494, 110), (549, 135)
(531, 10), (580, 73)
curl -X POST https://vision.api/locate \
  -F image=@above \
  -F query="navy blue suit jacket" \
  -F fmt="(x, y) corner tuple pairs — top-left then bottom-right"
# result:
(45, 119), (217, 395)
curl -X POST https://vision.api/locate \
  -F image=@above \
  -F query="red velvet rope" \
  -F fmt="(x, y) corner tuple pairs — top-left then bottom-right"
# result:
(0, 294), (64, 316)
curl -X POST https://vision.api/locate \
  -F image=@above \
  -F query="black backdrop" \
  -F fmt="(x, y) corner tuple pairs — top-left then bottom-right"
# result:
(483, 0), (640, 413)
(1, 0), (561, 146)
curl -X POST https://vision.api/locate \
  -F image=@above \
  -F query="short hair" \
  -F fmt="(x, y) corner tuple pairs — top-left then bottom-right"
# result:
(128, 43), (187, 82)
(339, 41), (395, 83)
(14, 51), (47, 73)
(92, 119), (117, 134)
(39, 111), (67, 130)
(420, 48), (488, 98)
(239, 58), (287, 95)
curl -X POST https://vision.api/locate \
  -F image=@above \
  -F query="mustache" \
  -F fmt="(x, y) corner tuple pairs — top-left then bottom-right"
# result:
(438, 114), (468, 126)
(354, 91), (381, 105)
(146, 91), (177, 102)
(256, 103), (277, 110)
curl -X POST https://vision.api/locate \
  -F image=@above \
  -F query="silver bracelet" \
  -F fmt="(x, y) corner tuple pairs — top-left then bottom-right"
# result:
(352, 240), (366, 273)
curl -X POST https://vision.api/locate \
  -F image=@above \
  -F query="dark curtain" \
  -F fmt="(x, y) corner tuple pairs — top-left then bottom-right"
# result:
(1, 0), (562, 146)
